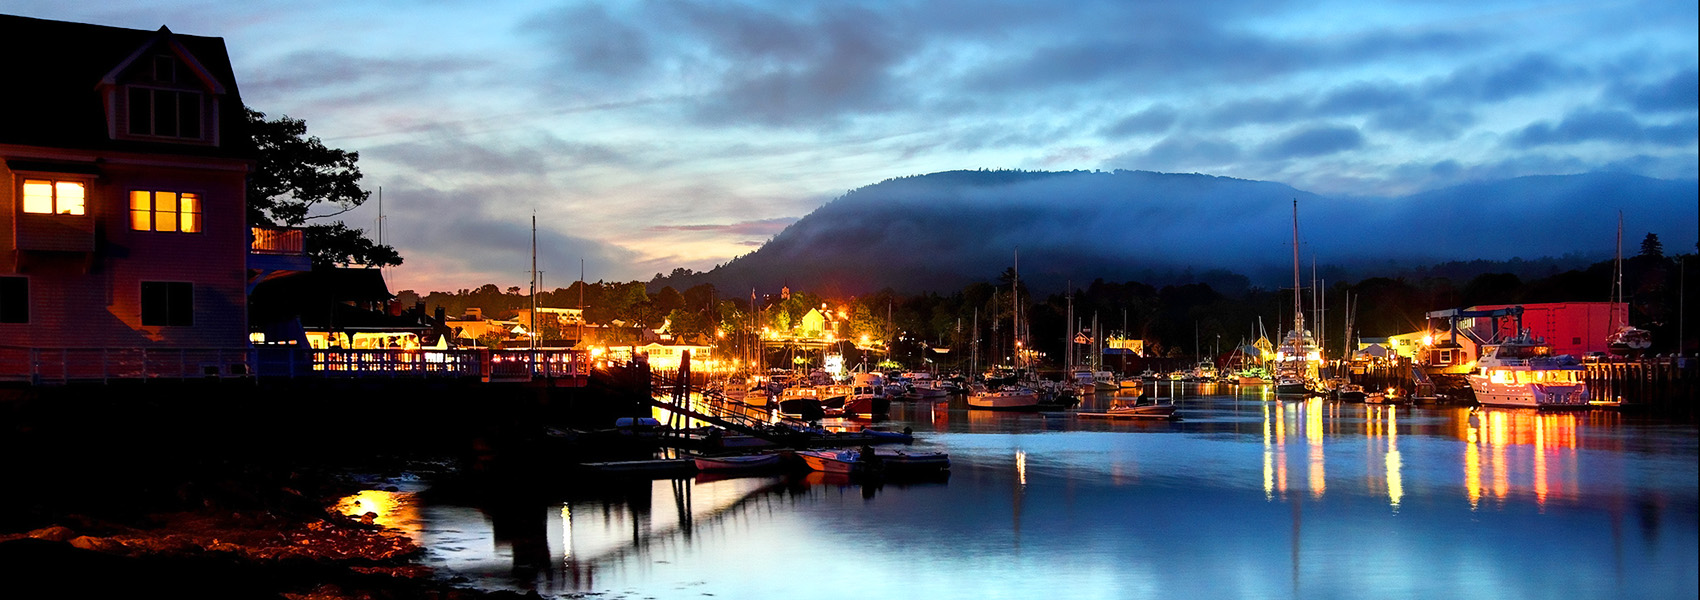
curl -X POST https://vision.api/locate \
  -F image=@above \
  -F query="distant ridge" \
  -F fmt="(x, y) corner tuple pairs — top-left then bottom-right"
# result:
(658, 170), (1698, 296)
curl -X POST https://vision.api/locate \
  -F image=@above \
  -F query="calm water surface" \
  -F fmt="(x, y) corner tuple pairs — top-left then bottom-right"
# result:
(345, 383), (1698, 599)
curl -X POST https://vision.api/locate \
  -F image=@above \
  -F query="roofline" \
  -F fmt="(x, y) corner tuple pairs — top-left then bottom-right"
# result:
(98, 26), (228, 94)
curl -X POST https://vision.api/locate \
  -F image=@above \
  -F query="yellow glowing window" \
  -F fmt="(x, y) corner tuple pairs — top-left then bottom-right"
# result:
(129, 190), (202, 233)
(21, 179), (85, 215)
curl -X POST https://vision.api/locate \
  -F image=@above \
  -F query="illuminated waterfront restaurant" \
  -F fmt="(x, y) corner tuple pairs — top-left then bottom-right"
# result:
(1, 16), (266, 379)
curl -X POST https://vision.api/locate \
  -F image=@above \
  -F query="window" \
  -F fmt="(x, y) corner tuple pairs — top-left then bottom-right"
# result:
(21, 179), (85, 215)
(141, 282), (193, 326)
(130, 190), (201, 232)
(0, 277), (25, 323)
(127, 87), (203, 139)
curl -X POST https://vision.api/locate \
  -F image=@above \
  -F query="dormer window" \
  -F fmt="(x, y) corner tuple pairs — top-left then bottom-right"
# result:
(127, 86), (203, 139)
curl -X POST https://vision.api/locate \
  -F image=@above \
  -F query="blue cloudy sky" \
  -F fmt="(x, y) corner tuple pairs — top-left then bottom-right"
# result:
(11, 0), (1697, 291)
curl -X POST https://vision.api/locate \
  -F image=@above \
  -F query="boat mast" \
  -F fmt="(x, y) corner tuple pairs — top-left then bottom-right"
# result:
(1065, 282), (1074, 374)
(530, 214), (538, 354)
(1013, 248), (1020, 372)
(1291, 199), (1304, 342)
(1614, 211), (1625, 329)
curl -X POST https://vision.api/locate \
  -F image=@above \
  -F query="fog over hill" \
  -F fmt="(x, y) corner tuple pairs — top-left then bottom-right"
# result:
(659, 170), (1698, 296)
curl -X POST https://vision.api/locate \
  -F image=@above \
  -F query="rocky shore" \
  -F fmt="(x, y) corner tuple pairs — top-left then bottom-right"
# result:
(0, 383), (589, 599)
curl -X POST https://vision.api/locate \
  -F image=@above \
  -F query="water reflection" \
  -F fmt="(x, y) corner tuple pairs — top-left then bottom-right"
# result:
(1463, 408), (1588, 511)
(402, 389), (1695, 599)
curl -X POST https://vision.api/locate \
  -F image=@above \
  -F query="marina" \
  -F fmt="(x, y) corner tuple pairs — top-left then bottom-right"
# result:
(0, 8), (1694, 600)
(353, 383), (1698, 599)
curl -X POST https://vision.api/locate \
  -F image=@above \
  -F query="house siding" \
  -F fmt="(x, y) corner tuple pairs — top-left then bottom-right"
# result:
(2, 150), (248, 349)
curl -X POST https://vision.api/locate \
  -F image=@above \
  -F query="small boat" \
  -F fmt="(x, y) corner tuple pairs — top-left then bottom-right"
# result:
(1336, 383), (1367, 402)
(1118, 376), (1142, 389)
(581, 458), (697, 476)
(797, 449), (865, 474)
(692, 453), (782, 472)
(967, 385), (1041, 410)
(1079, 398), (1178, 420)
(873, 447), (950, 471)
(859, 426), (914, 443)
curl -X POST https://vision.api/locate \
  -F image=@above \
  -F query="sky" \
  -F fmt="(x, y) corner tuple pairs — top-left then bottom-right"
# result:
(10, 0), (1697, 292)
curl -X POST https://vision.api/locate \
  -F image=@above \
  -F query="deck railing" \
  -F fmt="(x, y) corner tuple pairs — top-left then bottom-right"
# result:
(0, 346), (253, 384)
(249, 227), (305, 255)
(1, 345), (591, 384)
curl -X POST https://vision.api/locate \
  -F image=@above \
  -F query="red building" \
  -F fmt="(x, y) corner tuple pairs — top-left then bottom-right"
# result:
(1464, 302), (1626, 357)
(1, 16), (266, 376)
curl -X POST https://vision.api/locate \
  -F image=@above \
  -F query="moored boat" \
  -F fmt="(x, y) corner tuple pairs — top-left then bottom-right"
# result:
(873, 447), (950, 471)
(967, 385), (1041, 410)
(1466, 330), (1589, 409)
(797, 449), (865, 474)
(692, 453), (782, 472)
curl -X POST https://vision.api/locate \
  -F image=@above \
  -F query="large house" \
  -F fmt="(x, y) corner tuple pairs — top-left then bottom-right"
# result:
(0, 16), (267, 376)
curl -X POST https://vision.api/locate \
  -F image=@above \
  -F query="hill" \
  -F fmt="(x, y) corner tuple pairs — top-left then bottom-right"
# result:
(660, 170), (1698, 295)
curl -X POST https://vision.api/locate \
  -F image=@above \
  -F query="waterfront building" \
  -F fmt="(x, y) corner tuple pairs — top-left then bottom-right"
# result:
(1, 16), (274, 378)
(1463, 302), (1627, 357)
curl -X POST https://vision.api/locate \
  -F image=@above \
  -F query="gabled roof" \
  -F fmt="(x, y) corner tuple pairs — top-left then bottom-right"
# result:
(0, 14), (251, 158)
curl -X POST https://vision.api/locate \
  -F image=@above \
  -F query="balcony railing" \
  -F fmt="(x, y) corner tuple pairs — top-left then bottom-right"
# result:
(250, 227), (304, 255)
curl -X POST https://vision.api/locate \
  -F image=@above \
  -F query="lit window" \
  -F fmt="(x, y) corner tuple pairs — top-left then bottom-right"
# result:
(21, 179), (85, 215)
(130, 190), (201, 232)
(141, 281), (193, 326)
(0, 277), (26, 323)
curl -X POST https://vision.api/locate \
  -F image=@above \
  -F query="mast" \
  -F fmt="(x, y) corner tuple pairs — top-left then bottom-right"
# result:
(529, 214), (537, 353)
(578, 259), (585, 357)
(1012, 248), (1020, 372)
(1614, 211), (1625, 329)
(1292, 200), (1304, 339)
(1065, 283), (1074, 374)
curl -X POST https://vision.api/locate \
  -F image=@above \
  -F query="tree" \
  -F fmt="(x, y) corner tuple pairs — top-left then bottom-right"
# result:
(1639, 233), (1664, 259)
(246, 107), (401, 268)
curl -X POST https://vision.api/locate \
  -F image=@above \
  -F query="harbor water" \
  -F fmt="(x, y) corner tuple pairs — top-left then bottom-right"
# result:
(345, 383), (1698, 599)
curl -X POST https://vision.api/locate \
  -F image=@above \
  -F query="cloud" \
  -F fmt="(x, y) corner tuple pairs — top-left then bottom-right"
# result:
(1611, 68), (1700, 113)
(522, 3), (656, 83)
(647, 217), (798, 237)
(1428, 53), (1582, 102)
(1258, 125), (1364, 160)
(378, 183), (644, 288)
(1511, 109), (1698, 147)
(1101, 105), (1178, 138)
(688, 6), (916, 126)
(243, 50), (493, 107)
(1109, 136), (1243, 172)
(370, 130), (635, 178)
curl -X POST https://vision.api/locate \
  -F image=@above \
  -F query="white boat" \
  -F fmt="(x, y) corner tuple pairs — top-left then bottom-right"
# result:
(1466, 330), (1589, 409)
(692, 453), (782, 472)
(797, 449), (864, 474)
(967, 384), (1040, 410)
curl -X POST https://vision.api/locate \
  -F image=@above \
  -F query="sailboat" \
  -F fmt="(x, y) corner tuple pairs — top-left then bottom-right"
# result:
(1274, 200), (1319, 396)
(1606, 212), (1651, 356)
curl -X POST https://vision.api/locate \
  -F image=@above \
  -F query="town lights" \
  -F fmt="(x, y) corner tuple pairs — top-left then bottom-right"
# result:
(1422, 334), (1434, 346)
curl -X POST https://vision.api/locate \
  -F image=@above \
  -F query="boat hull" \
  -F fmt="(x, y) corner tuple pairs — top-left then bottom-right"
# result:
(798, 450), (863, 474)
(967, 392), (1040, 410)
(1467, 377), (1589, 409)
(693, 454), (781, 472)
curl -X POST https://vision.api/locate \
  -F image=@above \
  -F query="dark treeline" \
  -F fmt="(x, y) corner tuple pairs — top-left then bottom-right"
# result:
(401, 235), (1696, 366)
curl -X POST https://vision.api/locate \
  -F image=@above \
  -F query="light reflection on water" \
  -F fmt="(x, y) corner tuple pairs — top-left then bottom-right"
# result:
(383, 385), (1696, 599)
